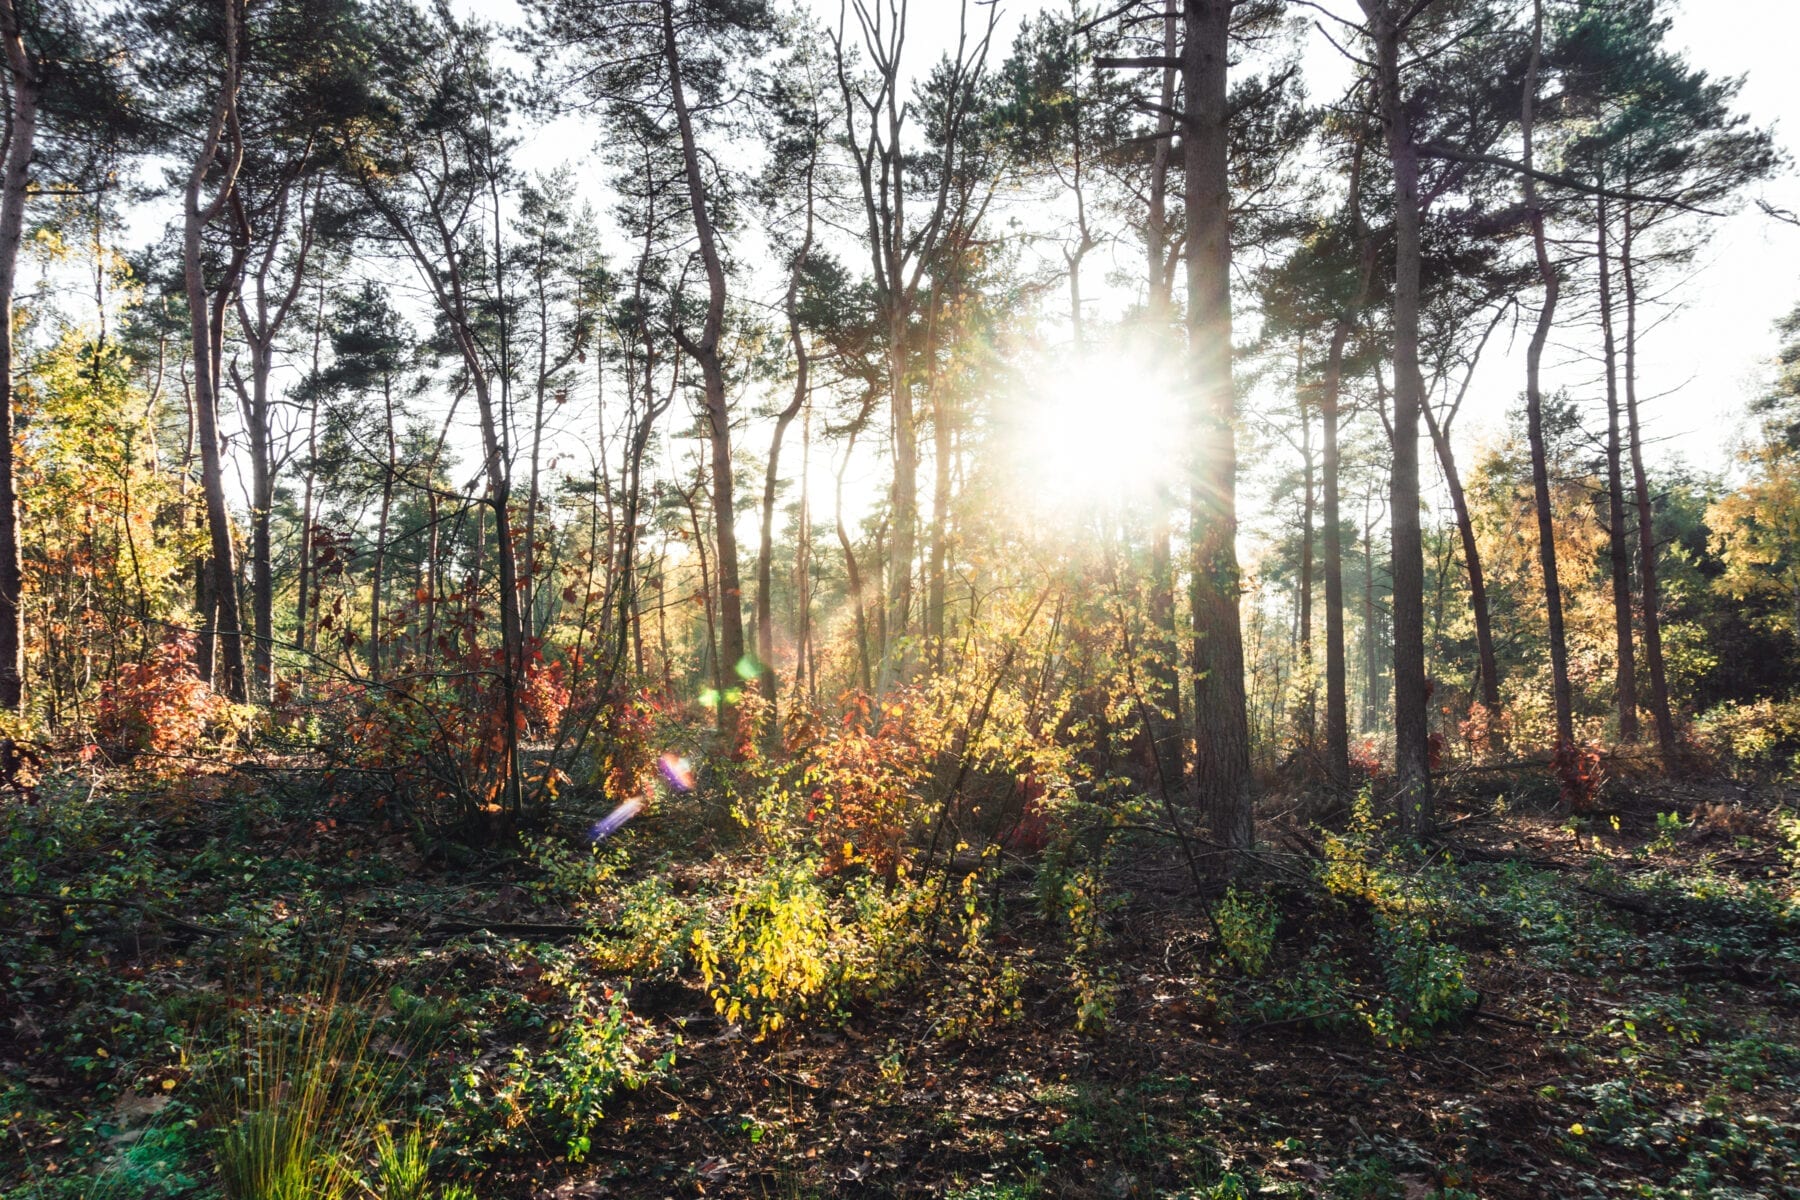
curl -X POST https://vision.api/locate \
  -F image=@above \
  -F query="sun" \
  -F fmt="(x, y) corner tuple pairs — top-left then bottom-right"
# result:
(1009, 352), (1184, 514)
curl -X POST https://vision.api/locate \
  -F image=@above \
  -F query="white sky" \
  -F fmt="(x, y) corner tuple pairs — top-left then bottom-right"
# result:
(119, 0), (1800, 541)
(868, 0), (1800, 482)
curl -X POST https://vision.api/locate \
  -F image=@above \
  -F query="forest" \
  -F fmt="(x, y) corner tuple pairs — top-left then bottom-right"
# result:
(3, 0), (1800, 1195)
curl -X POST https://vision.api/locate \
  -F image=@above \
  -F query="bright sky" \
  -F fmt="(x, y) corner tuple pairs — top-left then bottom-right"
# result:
(882, 0), (1800, 482)
(238, 0), (1800, 535)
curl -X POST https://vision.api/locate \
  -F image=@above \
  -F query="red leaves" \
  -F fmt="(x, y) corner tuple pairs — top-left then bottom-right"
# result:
(800, 689), (930, 879)
(93, 632), (232, 774)
(1551, 740), (1605, 812)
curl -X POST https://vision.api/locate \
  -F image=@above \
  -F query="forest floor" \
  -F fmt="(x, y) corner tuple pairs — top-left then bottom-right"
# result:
(2, 762), (1797, 1199)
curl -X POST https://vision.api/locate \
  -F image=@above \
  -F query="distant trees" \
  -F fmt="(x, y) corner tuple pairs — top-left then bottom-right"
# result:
(0, 0), (1788, 853)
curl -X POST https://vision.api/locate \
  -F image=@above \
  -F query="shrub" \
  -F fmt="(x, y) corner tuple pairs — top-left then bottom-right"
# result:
(1695, 697), (1800, 777)
(1551, 740), (1605, 812)
(330, 637), (583, 830)
(1214, 885), (1277, 977)
(695, 859), (837, 1038)
(799, 692), (932, 882)
(93, 633), (242, 772)
(538, 991), (651, 1162)
(592, 874), (701, 980)
(1367, 912), (1476, 1048)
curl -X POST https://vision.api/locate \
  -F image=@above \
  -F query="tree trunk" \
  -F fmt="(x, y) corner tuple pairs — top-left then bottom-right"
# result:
(370, 375), (396, 682)
(794, 400), (813, 705)
(885, 323), (916, 678)
(1362, 496), (1381, 734)
(687, 480), (721, 715)
(1421, 402), (1501, 759)
(182, 0), (249, 704)
(757, 149), (816, 717)
(1144, 0), (1185, 789)
(295, 284), (324, 665)
(1298, 383), (1316, 740)
(1621, 200), (1678, 755)
(1363, 0), (1431, 831)
(1596, 191), (1638, 741)
(1522, 0), (1575, 749)
(241, 358), (275, 697)
(1319, 140), (1375, 787)
(663, 0), (744, 703)
(836, 429), (873, 694)
(1183, 0), (1253, 859)
(0, 3), (37, 713)
(926, 314), (953, 662)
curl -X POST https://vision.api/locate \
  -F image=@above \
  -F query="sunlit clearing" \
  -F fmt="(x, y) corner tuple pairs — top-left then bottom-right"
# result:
(1010, 354), (1182, 514)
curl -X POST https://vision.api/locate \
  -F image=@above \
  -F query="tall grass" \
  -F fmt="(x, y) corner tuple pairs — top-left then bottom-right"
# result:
(209, 968), (456, 1200)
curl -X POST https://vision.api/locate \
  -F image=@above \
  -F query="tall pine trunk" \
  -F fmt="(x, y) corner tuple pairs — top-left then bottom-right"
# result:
(1144, 0), (1186, 789)
(0, 3), (38, 713)
(1522, 0), (1575, 748)
(182, 0), (249, 703)
(663, 0), (744, 704)
(369, 376), (396, 682)
(1621, 200), (1678, 755)
(1183, 0), (1253, 858)
(1422, 403), (1501, 750)
(1298, 386), (1316, 739)
(1597, 191), (1639, 741)
(1320, 139), (1375, 787)
(1363, 0), (1431, 831)
(757, 149), (816, 715)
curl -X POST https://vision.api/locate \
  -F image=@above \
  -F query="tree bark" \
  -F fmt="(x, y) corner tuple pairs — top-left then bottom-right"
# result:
(1320, 139), (1376, 788)
(1144, 0), (1186, 789)
(1298, 380), (1316, 739)
(835, 426), (873, 694)
(1620, 199), (1678, 755)
(0, 0), (38, 713)
(234, 175), (315, 700)
(1361, 0), (1432, 831)
(369, 374), (396, 682)
(182, 0), (249, 704)
(1183, 0), (1253, 859)
(757, 137), (817, 716)
(663, 0), (745, 705)
(1596, 191), (1639, 741)
(295, 283), (325, 664)
(1422, 402), (1501, 748)
(1522, 0), (1575, 749)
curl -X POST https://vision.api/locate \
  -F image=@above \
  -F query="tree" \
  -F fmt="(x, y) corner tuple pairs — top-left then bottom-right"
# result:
(1182, 0), (1253, 858)
(830, 0), (998, 679)
(754, 41), (825, 713)
(345, 2), (529, 813)
(1356, 0), (1436, 831)
(173, 0), (251, 704)
(312, 282), (412, 681)
(0, 0), (135, 714)
(528, 0), (778, 724)
(1558, 0), (1777, 756)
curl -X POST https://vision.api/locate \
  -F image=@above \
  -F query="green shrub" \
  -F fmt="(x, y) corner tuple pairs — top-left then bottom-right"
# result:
(1694, 697), (1800, 777)
(593, 873), (702, 980)
(1367, 913), (1476, 1048)
(1214, 885), (1277, 977)
(695, 859), (837, 1038)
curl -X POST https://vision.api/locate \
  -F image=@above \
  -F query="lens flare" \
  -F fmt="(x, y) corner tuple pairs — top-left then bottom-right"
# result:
(588, 795), (644, 842)
(657, 752), (695, 792)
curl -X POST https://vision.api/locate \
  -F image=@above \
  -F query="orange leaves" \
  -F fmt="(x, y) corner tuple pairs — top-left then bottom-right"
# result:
(1551, 739), (1606, 812)
(799, 689), (932, 880)
(93, 632), (233, 774)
